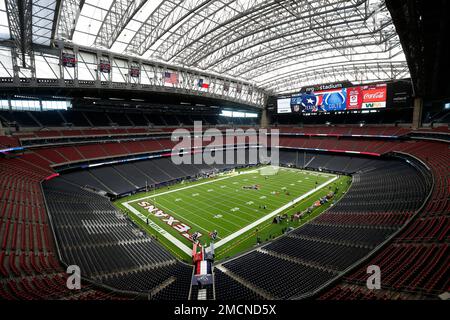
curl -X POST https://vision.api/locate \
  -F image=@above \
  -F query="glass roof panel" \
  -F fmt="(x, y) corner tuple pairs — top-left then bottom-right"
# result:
(3, 0), (410, 93)
(0, 0), (9, 40)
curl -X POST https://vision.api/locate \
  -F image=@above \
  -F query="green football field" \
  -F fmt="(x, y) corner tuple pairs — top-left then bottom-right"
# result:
(115, 166), (349, 261)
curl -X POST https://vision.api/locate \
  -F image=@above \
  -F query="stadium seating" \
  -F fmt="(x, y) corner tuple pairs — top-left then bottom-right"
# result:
(222, 251), (336, 299)
(215, 156), (431, 299)
(0, 126), (448, 300)
(42, 177), (193, 299)
(319, 141), (449, 299)
(214, 269), (266, 300)
(0, 109), (259, 131)
(0, 0), (449, 303)
(0, 154), (126, 300)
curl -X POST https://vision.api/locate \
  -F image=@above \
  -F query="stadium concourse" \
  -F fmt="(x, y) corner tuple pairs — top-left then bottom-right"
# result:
(0, 0), (449, 305)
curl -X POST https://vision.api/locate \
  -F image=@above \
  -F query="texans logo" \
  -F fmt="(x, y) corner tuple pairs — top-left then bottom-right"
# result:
(301, 93), (319, 111)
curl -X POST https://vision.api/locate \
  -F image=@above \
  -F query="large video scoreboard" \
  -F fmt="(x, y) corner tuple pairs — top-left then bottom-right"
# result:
(277, 82), (388, 114)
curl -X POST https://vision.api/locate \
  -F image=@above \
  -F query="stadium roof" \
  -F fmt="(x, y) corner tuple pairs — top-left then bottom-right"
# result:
(0, 0), (409, 94)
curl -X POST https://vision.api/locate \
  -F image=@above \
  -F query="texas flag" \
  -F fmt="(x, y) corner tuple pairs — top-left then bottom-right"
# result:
(198, 78), (209, 88)
(196, 260), (212, 275)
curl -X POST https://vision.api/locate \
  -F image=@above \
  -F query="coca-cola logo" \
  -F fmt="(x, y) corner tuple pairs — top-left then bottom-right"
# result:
(364, 92), (385, 100)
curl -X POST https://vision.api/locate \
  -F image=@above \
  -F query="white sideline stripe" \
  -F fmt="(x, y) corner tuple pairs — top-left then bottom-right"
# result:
(122, 202), (192, 256)
(214, 175), (339, 249)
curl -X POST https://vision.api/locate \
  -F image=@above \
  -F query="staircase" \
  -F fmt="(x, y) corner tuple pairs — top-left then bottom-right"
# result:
(197, 289), (207, 300)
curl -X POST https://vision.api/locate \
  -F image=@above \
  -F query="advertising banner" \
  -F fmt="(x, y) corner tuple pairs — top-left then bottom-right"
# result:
(99, 59), (111, 73)
(129, 66), (140, 78)
(62, 53), (76, 67)
(346, 86), (364, 110)
(361, 84), (387, 109)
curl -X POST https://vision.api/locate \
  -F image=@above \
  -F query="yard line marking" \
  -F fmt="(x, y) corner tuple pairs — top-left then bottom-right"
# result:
(126, 166), (319, 205)
(188, 179), (300, 217)
(121, 167), (337, 257)
(214, 175), (339, 249)
(127, 172), (280, 233)
(126, 174), (238, 204)
(155, 190), (249, 229)
(151, 195), (238, 232)
(158, 185), (262, 222)
(131, 171), (328, 228)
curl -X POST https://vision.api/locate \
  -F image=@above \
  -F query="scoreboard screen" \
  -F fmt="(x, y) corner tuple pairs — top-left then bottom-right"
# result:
(277, 83), (388, 113)
(277, 98), (292, 113)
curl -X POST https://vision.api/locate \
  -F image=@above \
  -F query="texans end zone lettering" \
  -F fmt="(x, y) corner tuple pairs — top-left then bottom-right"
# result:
(137, 201), (202, 242)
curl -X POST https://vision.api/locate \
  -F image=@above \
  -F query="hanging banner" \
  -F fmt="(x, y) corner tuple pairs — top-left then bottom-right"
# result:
(62, 53), (76, 67)
(99, 59), (111, 73)
(129, 65), (140, 78)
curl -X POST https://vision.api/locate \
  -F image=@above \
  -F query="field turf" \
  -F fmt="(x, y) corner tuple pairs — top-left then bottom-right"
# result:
(115, 166), (347, 261)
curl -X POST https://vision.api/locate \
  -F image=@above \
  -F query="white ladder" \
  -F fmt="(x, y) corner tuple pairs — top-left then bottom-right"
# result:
(197, 289), (207, 300)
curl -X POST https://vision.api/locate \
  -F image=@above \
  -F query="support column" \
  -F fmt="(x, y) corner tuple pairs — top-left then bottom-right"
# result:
(412, 97), (423, 130)
(73, 45), (79, 86)
(260, 107), (269, 128)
